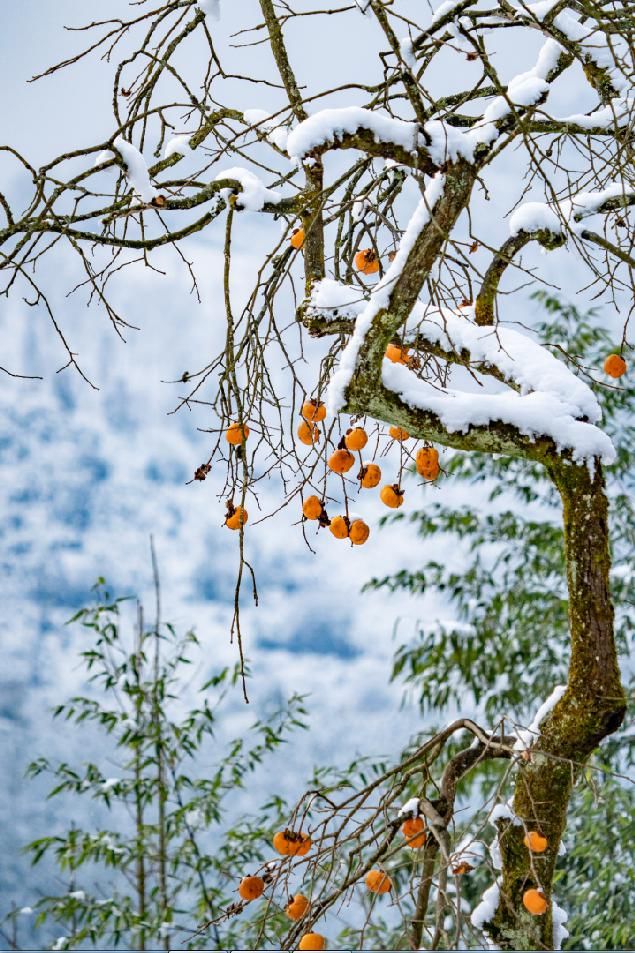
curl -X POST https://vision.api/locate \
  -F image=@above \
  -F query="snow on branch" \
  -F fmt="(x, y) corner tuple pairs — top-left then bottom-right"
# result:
(287, 38), (564, 170)
(382, 361), (615, 463)
(326, 173), (447, 412)
(286, 106), (420, 160)
(471, 880), (501, 931)
(196, 0), (220, 22)
(407, 302), (601, 423)
(513, 684), (567, 750)
(113, 137), (158, 203)
(551, 9), (630, 94)
(243, 108), (290, 152)
(510, 183), (634, 239)
(213, 167), (283, 211)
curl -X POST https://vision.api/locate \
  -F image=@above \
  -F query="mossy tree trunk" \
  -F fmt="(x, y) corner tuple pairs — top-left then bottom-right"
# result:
(491, 460), (626, 950)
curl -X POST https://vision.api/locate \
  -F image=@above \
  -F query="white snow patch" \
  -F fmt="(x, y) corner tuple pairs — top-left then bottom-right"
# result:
(164, 135), (192, 158)
(287, 107), (419, 159)
(406, 302), (600, 422)
(213, 167), (282, 211)
(491, 803), (517, 824)
(113, 137), (158, 203)
(471, 880), (500, 930)
(513, 684), (567, 750)
(451, 837), (486, 870)
(553, 900), (569, 950)
(509, 201), (562, 236)
(196, 0), (220, 21)
(243, 108), (290, 151)
(100, 777), (120, 792)
(398, 796), (421, 817)
(430, 0), (468, 26)
(526, 0), (561, 20)
(552, 10), (628, 93)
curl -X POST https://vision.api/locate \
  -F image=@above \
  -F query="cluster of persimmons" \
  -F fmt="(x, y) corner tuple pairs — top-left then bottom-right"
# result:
(221, 228), (628, 536)
(231, 817), (551, 948)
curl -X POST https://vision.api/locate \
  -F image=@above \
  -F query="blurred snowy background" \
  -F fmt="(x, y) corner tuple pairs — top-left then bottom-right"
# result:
(0, 0), (623, 931)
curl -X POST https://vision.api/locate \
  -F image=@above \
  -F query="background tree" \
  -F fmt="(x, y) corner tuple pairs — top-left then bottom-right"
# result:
(0, 0), (632, 948)
(15, 576), (306, 951)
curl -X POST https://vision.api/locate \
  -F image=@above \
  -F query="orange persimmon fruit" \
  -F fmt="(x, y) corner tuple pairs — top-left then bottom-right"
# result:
(360, 462), (381, 488)
(290, 227), (305, 249)
(416, 447), (440, 480)
(225, 422), (249, 445)
(345, 427), (368, 451)
(401, 816), (426, 849)
(354, 248), (380, 275)
(286, 893), (310, 921)
(380, 485), (404, 509)
(329, 516), (349, 539)
(299, 934), (325, 951)
(385, 343), (410, 365)
(302, 496), (323, 521)
(365, 869), (392, 894)
(297, 421), (320, 446)
(238, 875), (265, 901)
(302, 398), (327, 422)
(523, 831), (548, 853)
(389, 425), (409, 442)
(226, 506), (248, 530)
(273, 830), (311, 856)
(328, 449), (355, 474)
(603, 353), (627, 378)
(349, 519), (370, 546)
(523, 888), (547, 916)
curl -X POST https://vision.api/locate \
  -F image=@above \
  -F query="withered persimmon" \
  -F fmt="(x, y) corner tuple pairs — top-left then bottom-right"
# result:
(349, 519), (370, 546)
(225, 422), (250, 445)
(328, 449), (355, 474)
(226, 506), (248, 530)
(401, 816), (426, 849)
(290, 227), (305, 249)
(302, 495), (323, 521)
(286, 893), (310, 921)
(297, 421), (320, 446)
(365, 869), (392, 894)
(523, 888), (547, 916)
(360, 462), (381, 488)
(302, 398), (327, 422)
(416, 447), (440, 480)
(329, 516), (349, 539)
(238, 875), (264, 901)
(345, 427), (368, 451)
(523, 831), (548, 853)
(299, 933), (325, 951)
(385, 343), (410, 365)
(380, 485), (404, 509)
(354, 248), (380, 275)
(389, 425), (409, 442)
(603, 353), (627, 378)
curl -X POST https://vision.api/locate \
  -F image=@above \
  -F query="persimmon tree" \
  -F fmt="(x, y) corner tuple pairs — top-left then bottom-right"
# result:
(1, 0), (633, 948)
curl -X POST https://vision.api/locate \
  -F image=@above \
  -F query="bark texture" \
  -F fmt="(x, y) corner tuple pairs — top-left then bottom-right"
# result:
(490, 461), (626, 950)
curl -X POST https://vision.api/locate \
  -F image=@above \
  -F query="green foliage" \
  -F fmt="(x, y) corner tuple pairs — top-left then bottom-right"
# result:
(556, 774), (635, 951)
(15, 582), (307, 951)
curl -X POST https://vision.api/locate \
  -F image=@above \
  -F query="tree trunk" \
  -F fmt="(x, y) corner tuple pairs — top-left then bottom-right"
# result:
(491, 460), (626, 950)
